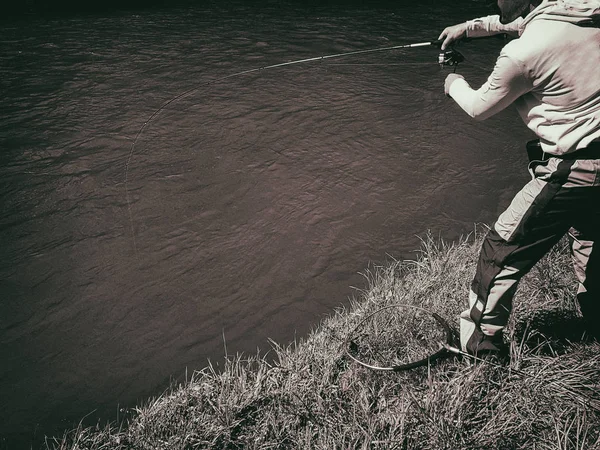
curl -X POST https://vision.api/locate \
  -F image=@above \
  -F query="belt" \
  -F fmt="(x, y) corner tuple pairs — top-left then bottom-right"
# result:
(557, 141), (600, 160)
(526, 139), (600, 161)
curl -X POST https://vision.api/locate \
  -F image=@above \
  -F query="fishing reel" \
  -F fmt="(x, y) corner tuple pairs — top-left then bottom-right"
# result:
(438, 47), (465, 68)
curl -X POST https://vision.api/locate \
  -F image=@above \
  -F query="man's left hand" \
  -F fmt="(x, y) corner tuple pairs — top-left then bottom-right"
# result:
(445, 73), (465, 97)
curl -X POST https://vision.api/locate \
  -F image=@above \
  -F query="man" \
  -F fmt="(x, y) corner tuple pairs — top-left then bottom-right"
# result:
(439, 0), (600, 357)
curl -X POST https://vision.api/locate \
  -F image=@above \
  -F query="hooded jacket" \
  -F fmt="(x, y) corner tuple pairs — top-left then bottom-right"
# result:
(448, 0), (600, 155)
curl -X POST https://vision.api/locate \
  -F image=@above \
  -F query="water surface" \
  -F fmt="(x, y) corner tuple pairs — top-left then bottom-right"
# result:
(0, 1), (534, 447)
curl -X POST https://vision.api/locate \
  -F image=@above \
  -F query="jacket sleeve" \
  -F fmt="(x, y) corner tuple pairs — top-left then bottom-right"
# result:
(466, 15), (523, 38)
(448, 52), (532, 121)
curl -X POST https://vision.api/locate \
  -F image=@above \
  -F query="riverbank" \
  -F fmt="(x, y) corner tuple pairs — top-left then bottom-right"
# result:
(47, 228), (600, 449)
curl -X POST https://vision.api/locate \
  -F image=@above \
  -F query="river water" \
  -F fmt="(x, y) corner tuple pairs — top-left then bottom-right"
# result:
(0, 0), (534, 447)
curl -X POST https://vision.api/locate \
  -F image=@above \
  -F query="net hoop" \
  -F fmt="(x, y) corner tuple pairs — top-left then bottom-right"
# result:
(345, 304), (454, 372)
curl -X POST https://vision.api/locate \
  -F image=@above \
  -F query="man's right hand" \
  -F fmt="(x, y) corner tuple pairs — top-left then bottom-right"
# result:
(438, 23), (468, 50)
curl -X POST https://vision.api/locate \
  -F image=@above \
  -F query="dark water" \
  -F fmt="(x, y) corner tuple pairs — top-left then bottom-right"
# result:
(0, 1), (535, 447)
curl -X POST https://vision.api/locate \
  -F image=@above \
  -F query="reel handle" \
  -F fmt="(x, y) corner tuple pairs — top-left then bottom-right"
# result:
(439, 48), (465, 68)
(428, 39), (465, 68)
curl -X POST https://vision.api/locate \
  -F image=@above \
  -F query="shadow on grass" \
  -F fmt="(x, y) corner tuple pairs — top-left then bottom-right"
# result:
(512, 307), (595, 355)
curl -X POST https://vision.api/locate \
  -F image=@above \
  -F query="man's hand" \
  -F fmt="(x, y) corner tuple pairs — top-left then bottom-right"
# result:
(438, 23), (468, 50)
(445, 73), (465, 97)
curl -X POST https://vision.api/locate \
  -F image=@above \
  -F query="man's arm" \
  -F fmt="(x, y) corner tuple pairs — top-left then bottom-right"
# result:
(445, 52), (532, 121)
(466, 15), (522, 38)
(438, 15), (522, 49)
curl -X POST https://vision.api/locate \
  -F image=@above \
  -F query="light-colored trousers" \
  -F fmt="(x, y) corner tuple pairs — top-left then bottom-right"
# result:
(461, 156), (600, 354)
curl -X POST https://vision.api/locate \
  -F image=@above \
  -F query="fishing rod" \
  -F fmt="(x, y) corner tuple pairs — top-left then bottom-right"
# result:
(235, 39), (463, 71)
(124, 38), (464, 254)
(220, 40), (464, 74)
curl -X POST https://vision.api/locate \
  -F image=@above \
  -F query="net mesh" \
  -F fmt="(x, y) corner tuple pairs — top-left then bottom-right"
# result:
(348, 305), (450, 369)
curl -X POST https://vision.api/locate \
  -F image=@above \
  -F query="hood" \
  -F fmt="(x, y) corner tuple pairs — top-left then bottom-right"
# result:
(520, 0), (600, 31)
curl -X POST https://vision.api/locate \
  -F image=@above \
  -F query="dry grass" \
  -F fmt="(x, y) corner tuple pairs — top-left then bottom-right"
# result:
(47, 226), (600, 450)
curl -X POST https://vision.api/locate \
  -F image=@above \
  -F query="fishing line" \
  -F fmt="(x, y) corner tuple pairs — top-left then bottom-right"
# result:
(124, 40), (444, 254)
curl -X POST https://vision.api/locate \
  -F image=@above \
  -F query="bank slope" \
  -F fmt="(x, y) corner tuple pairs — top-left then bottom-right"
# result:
(49, 229), (600, 450)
